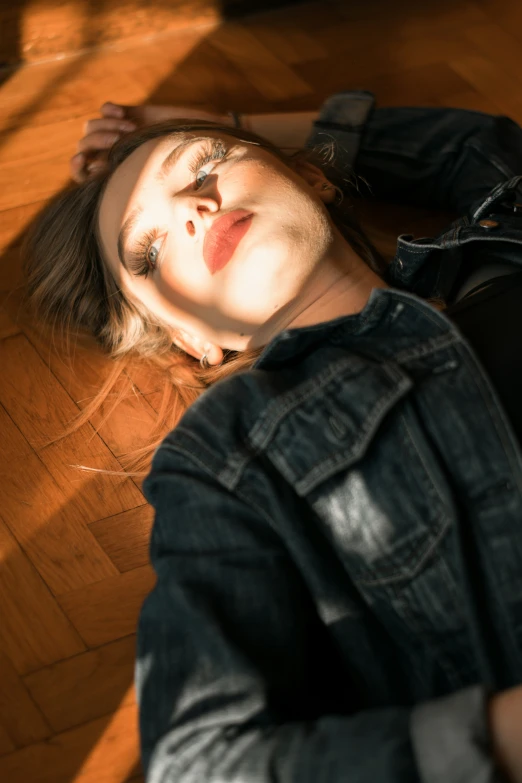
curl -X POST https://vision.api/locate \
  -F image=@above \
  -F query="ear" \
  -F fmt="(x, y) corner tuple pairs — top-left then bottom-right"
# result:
(292, 158), (337, 204)
(172, 328), (224, 366)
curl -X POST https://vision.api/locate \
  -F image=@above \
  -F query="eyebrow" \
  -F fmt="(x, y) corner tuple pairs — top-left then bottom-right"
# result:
(156, 136), (202, 182)
(116, 136), (208, 270)
(117, 206), (143, 270)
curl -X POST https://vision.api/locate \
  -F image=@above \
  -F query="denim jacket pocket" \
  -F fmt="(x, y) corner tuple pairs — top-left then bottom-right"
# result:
(306, 398), (478, 693)
(263, 357), (413, 497)
(266, 355), (456, 585)
(309, 400), (454, 587)
(263, 355), (452, 588)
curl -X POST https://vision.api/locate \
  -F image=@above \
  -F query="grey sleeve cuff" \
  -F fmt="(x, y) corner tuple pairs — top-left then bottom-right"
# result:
(306, 90), (375, 171)
(410, 685), (503, 783)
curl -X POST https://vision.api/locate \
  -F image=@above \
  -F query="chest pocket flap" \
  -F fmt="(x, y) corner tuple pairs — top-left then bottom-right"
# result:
(255, 358), (413, 497)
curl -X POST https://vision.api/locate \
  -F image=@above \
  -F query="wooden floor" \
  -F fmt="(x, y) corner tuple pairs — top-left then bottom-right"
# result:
(1, 0), (522, 780)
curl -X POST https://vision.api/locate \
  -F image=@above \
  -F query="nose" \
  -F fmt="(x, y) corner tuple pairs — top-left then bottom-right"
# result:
(184, 193), (219, 238)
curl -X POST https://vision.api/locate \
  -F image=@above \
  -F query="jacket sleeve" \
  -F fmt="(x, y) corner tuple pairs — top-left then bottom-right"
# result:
(309, 91), (522, 214)
(137, 443), (499, 783)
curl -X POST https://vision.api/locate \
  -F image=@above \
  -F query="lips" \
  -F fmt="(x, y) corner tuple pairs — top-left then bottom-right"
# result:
(203, 209), (253, 275)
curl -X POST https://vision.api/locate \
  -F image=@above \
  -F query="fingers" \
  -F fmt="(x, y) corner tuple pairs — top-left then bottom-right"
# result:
(82, 116), (136, 137)
(76, 115), (136, 155)
(100, 101), (126, 119)
(71, 107), (138, 183)
(78, 117), (137, 159)
(100, 101), (143, 124)
(76, 130), (123, 156)
(70, 151), (108, 183)
(77, 117), (136, 157)
(70, 152), (87, 183)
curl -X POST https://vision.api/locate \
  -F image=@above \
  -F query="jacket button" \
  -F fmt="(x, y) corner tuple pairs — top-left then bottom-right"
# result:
(478, 219), (499, 229)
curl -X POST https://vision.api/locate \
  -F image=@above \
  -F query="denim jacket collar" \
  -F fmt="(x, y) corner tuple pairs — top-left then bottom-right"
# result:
(253, 287), (392, 371)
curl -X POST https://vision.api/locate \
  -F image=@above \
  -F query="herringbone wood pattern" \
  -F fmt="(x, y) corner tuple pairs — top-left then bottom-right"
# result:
(0, 1), (520, 780)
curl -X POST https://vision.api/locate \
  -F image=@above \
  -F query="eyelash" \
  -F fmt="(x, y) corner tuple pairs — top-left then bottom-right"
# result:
(187, 139), (229, 188)
(129, 139), (230, 278)
(128, 228), (161, 278)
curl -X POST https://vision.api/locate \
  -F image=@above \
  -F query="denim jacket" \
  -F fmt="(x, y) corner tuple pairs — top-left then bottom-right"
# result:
(137, 93), (522, 783)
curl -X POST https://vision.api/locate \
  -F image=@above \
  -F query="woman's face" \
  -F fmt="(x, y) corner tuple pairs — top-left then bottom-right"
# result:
(98, 130), (336, 353)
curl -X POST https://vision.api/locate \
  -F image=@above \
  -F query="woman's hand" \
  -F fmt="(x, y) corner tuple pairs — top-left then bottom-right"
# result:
(70, 102), (230, 183)
(489, 684), (522, 782)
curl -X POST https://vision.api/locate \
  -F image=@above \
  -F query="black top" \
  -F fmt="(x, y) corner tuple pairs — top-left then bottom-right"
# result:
(446, 271), (522, 447)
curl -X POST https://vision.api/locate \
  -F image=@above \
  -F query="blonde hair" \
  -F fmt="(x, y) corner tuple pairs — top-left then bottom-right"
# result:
(23, 120), (384, 472)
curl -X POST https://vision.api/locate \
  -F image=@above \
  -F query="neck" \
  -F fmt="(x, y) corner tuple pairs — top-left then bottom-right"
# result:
(287, 257), (388, 330)
(251, 234), (389, 348)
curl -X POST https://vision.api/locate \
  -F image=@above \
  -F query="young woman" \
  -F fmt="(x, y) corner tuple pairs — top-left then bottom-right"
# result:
(25, 92), (522, 782)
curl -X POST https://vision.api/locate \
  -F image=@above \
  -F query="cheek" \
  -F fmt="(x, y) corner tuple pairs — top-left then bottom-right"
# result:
(221, 206), (329, 320)
(148, 224), (209, 299)
(254, 165), (323, 229)
(232, 155), (296, 198)
(127, 279), (205, 339)
(157, 249), (215, 311)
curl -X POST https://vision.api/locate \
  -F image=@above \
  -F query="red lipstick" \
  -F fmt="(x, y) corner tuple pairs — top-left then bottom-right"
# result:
(203, 210), (253, 275)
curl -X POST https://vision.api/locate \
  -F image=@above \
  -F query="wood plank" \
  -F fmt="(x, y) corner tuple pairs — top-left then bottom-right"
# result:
(0, 24), (214, 134)
(245, 22), (327, 65)
(88, 505), (154, 573)
(365, 62), (472, 108)
(0, 117), (88, 167)
(0, 517), (85, 675)
(0, 58), (91, 132)
(4, 300), (125, 403)
(0, 154), (69, 213)
(0, 246), (25, 292)
(479, 0), (522, 47)
(4, 290), (164, 405)
(356, 200), (452, 261)
(450, 54), (522, 125)
(0, 201), (46, 253)
(0, 314), (161, 469)
(76, 25), (216, 109)
(0, 331), (145, 513)
(0, 296), (153, 495)
(40, 424), (145, 513)
(56, 566), (156, 647)
(145, 38), (266, 111)
(0, 724), (15, 757)
(0, 305), (20, 340)
(464, 21), (522, 91)
(0, 703), (141, 783)
(0, 56), (136, 138)
(0, 651), (51, 748)
(5, 345), (146, 503)
(125, 359), (166, 397)
(333, 0), (488, 34)
(442, 88), (501, 115)
(210, 22), (314, 101)
(0, 118), (89, 212)
(297, 56), (472, 106)
(0, 0), (219, 64)
(88, 393), (159, 460)
(23, 636), (136, 734)
(0, 403), (119, 595)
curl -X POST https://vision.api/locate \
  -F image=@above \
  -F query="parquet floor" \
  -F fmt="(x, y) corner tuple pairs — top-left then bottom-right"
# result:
(1, 0), (521, 780)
